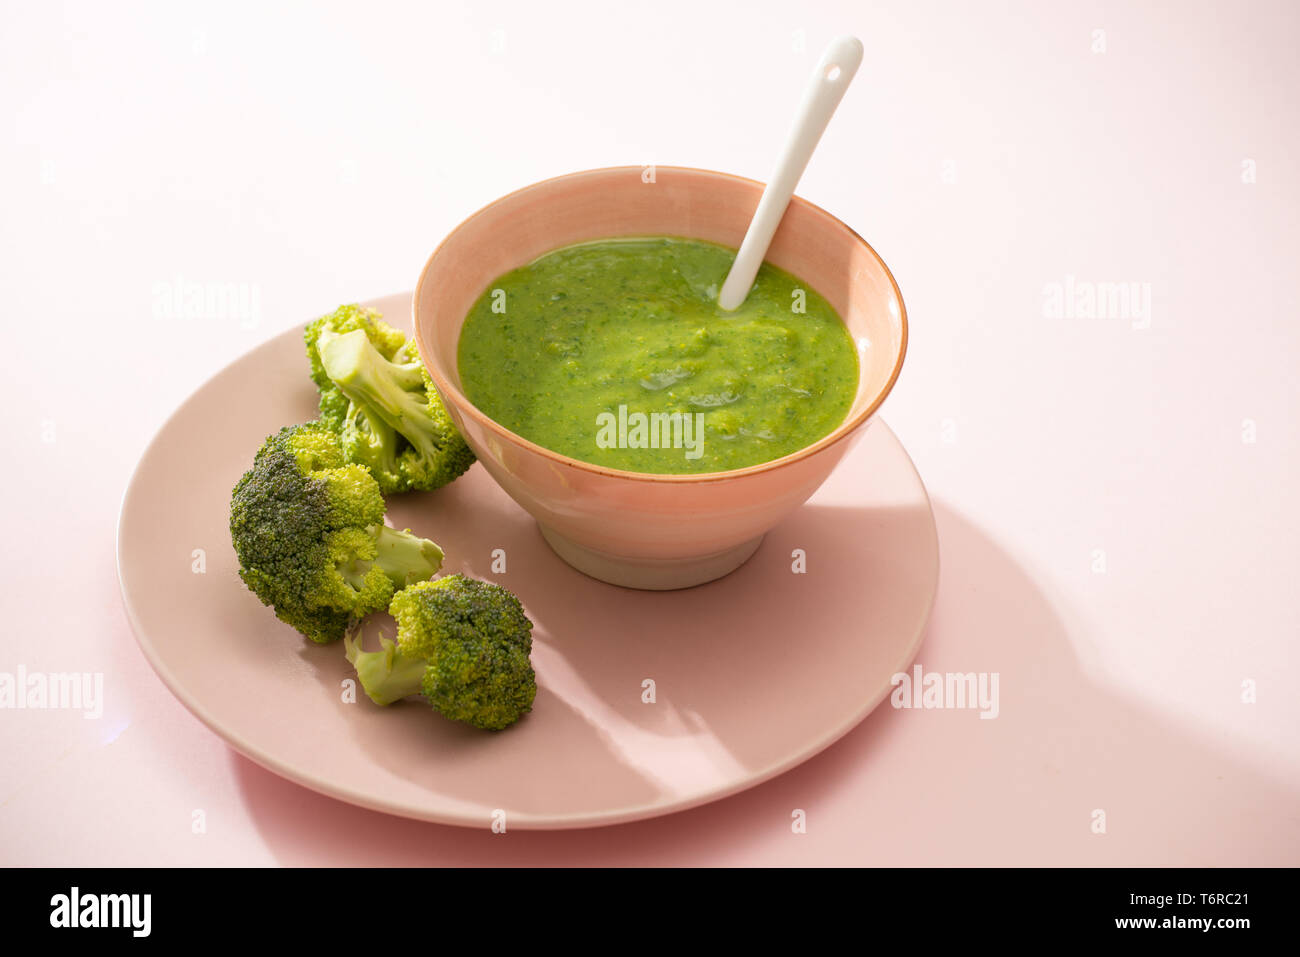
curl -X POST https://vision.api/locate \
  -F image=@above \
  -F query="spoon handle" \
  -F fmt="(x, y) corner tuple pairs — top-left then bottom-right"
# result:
(718, 35), (864, 311)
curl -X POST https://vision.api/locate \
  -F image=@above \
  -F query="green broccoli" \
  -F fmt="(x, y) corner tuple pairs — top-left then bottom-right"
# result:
(305, 304), (475, 494)
(230, 422), (444, 644)
(344, 575), (536, 730)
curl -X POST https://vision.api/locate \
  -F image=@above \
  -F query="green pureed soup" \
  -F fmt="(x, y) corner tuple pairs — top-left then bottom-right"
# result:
(457, 237), (858, 474)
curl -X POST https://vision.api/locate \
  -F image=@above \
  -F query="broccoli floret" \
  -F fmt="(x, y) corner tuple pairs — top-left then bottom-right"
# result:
(344, 575), (536, 730)
(304, 304), (475, 494)
(230, 422), (444, 643)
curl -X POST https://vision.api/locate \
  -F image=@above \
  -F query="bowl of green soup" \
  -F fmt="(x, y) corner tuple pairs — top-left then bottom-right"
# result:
(413, 166), (907, 589)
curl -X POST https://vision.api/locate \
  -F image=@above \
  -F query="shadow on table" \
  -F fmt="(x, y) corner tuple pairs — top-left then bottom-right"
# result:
(232, 499), (1300, 865)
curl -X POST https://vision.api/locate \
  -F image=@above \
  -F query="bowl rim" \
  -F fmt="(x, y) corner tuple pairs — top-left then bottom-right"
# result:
(413, 165), (908, 485)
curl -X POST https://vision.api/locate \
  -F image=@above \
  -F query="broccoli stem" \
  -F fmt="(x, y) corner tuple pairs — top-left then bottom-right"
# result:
(370, 524), (443, 588)
(344, 633), (427, 706)
(317, 329), (440, 458)
(344, 400), (401, 475)
(338, 558), (376, 590)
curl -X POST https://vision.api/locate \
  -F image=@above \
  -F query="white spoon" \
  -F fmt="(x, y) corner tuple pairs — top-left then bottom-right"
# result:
(717, 35), (864, 311)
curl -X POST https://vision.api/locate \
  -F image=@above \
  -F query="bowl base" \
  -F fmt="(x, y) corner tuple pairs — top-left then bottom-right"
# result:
(538, 524), (765, 590)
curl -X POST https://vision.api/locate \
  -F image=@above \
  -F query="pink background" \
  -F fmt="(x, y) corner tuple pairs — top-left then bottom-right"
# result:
(2, 0), (1297, 864)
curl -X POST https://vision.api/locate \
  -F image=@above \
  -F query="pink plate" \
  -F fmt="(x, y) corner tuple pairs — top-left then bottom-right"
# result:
(116, 292), (939, 829)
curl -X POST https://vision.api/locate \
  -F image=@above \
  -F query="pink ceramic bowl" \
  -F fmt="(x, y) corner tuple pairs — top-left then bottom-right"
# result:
(413, 166), (907, 589)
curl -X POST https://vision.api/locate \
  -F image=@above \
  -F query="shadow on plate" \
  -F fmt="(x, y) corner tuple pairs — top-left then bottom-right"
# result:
(284, 483), (935, 821)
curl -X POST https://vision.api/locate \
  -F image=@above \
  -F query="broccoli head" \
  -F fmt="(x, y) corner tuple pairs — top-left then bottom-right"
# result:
(305, 304), (475, 494)
(344, 575), (536, 730)
(230, 422), (444, 643)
